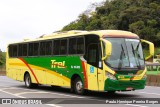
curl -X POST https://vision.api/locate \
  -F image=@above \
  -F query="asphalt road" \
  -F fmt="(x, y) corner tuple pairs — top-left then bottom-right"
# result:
(0, 76), (160, 107)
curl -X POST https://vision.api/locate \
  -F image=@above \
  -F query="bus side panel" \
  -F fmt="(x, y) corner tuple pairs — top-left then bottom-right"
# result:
(6, 58), (38, 84)
(23, 56), (83, 87)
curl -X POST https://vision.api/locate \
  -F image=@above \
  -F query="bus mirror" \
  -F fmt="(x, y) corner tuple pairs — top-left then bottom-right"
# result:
(141, 39), (154, 60)
(100, 38), (112, 60)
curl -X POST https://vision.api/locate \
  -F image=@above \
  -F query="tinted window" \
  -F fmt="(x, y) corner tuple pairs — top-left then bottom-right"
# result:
(9, 45), (17, 57)
(18, 44), (27, 56)
(53, 40), (60, 55)
(28, 43), (39, 56)
(46, 41), (52, 55)
(77, 37), (84, 54)
(18, 44), (23, 56)
(69, 38), (77, 54)
(40, 41), (52, 56)
(60, 39), (67, 55)
(40, 42), (45, 55)
(22, 44), (27, 56)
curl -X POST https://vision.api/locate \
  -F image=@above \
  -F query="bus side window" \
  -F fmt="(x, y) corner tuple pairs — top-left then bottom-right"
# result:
(69, 38), (77, 54)
(46, 41), (52, 55)
(22, 44), (27, 56)
(18, 44), (28, 57)
(34, 43), (39, 56)
(28, 43), (39, 56)
(40, 42), (45, 55)
(9, 45), (17, 57)
(60, 39), (67, 55)
(53, 40), (60, 55)
(77, 37), (84, 54)
(18, 44), (23, 56)
(8, 45), (12, 57)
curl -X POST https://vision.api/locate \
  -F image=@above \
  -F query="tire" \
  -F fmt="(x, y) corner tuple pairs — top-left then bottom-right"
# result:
(24, 74), (34, 88)
(74, 77), (84, 95)
(51, 85), (60, 89)
(106, 91), (116, 95)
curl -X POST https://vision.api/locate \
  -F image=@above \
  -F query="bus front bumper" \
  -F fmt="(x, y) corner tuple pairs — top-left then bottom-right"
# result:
(104, 78), (146, 91)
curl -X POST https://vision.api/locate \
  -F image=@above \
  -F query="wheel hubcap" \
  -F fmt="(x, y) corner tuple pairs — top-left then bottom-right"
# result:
(76, 81), (83, 92)
(26, 76), (30, 87)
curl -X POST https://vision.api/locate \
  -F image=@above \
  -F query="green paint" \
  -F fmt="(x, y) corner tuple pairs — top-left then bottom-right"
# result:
(23, 56), (84, 80)
(104, 78), (146, 91)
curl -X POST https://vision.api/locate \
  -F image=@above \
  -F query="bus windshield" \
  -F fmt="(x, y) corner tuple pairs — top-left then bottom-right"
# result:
(105, 38), (145, 69)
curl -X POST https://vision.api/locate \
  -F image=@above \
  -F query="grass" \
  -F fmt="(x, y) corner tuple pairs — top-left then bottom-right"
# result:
(147, 71), (160, 75)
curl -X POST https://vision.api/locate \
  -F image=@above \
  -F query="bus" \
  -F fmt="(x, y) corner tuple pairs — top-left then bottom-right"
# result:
(6, 30), (154, 94)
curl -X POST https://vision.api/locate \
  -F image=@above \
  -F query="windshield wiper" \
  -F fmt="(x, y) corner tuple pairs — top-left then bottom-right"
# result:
(118, 44), (125, 70)
(131, 43), (141, 69)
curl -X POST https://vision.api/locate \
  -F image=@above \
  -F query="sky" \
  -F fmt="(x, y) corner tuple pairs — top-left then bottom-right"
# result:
(0, 0), (104, 51)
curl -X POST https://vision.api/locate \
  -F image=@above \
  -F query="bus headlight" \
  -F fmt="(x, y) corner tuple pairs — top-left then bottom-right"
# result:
(106, 72), (117, 80)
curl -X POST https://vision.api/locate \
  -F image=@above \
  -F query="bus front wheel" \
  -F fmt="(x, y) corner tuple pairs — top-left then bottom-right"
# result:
(74, 77), (84, 95)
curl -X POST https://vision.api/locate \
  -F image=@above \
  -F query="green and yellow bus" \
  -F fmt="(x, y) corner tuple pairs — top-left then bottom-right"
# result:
(6, 30), (154, 94)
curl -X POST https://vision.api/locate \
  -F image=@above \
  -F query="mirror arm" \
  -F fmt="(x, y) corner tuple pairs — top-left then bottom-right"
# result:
(141, 39), (154, 60)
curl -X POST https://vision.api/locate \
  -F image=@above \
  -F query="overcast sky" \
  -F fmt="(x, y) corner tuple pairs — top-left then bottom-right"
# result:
(0, 0), (104, 51)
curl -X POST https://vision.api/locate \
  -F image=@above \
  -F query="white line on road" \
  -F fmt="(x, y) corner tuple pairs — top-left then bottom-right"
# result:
(15, 91), (49, 96)
(126, 104), (148, 107)
(139, 92), (160, 96)
(0, 88), (62, 107)
(0, 89), (25, 98)
(0, 86), (85, 98)
(46, 104), (62, 107)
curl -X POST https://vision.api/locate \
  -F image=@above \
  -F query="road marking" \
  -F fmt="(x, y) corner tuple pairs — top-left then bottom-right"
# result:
(48, 92), (85, 98)
(0, 89), (25, 98)
(0, 88), (62, 107)
(0, 86), (85, 98)
(126, 104), (148, 107)
(139, 91), (160, 96)
(15, 91), (49, 96)
(46, 104), (62, 107)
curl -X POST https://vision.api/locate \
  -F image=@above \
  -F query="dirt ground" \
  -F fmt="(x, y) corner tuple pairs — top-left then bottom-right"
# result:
(0, 71), (6, 76)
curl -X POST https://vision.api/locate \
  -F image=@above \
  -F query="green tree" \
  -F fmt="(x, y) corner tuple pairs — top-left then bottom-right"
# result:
(62, 0), (160, 46)
(0, 49), (3, 65)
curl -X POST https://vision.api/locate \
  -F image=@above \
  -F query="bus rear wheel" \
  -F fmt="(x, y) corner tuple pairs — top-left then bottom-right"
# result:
(74, 77), (84, 95)
(24, 73), (38, 88)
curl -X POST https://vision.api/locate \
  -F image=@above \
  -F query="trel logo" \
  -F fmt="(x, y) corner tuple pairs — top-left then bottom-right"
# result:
(51, 60), (66, 68)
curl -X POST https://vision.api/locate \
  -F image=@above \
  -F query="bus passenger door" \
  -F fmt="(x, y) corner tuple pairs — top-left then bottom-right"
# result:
(86, 43), (104, 91)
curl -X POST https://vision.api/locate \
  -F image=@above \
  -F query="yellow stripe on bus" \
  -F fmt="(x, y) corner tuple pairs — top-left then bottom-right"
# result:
(29, 64), (70, 83)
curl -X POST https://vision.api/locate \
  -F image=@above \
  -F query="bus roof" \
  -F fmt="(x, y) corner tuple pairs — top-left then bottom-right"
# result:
(9, 30), (139, 44)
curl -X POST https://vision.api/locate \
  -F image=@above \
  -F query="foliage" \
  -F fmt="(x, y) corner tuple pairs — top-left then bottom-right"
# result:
(62, 0), (160, 47)
(0, 50), (5, 65)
